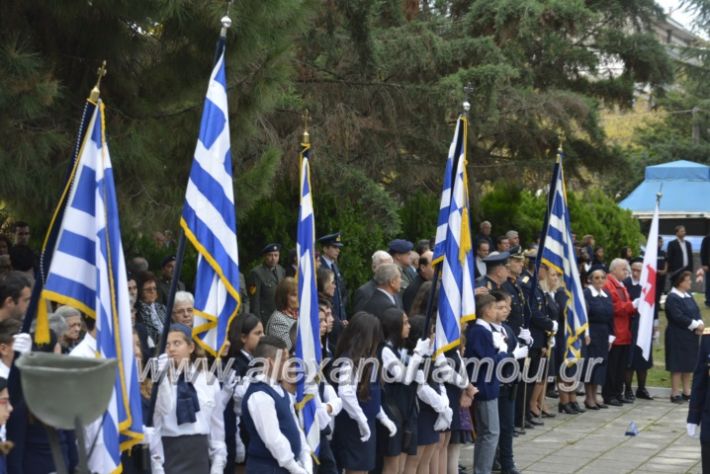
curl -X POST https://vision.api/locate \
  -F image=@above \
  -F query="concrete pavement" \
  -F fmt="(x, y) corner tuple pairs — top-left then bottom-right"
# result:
(460, 388), (702, 473)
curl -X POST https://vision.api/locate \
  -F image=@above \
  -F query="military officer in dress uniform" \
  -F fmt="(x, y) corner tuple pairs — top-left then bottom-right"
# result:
(318, 232), (347, 322)
(504, 247), (537, 434)
(687, 328), (710, 472)
(247, 243), (286, 324)
(475, 251), (511, 293)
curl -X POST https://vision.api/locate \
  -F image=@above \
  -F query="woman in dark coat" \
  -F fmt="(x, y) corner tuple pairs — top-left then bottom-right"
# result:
(666, 271), (704, 403)
(583, 265), (614, 409)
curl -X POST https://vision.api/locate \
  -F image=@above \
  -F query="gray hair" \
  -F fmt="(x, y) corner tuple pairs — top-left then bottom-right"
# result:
(609, 258), (629, 273)
(374, 263), (400, 286)
(505, 230), (519, 239)
(49, 313), (68, 337)
(174, 291), (195, 307)
(371, 250), (393, 272)
(54, 305), (81, 320)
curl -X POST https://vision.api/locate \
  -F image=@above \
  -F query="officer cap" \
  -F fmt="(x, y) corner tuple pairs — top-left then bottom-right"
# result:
(509, 246), (524, 260)
(483, 251), (510, 268)
(261, 243), (281, 254)
(388, 239), (414, 255)
(161, 255), (176, 268)
(318, 232), (343, 248)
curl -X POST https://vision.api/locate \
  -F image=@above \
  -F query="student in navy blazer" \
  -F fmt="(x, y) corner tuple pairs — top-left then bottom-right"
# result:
(465, 294), (509, 474)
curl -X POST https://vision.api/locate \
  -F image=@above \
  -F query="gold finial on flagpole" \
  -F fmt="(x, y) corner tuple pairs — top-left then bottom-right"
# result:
(302, 109), (310, 146)
(89, 60), (107, 102)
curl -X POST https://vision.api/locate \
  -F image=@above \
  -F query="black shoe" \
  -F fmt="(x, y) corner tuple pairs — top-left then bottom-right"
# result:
(512, 430), (519, 437)
(605, 398), (622, 406)
(524, 420), (535, 429)
(670, 395), (684, 404)
(541, 409), (557, 418)
(584, 402), (600, 410)
(597, 402), (609, 409)
(624, 389), (636, 401)
(559, 403), (577, 414)
(492, 458), (502, 471)
(635, 388), (654, 400)
(571, 401), (586, 413)
(682, 393), (691, 401)
(501, 469), (521, 474)
(617, 395), (633, 404)
(546, 389), (560, 399)
(514, 426), (526, 435)
(527, 416), (544, 426)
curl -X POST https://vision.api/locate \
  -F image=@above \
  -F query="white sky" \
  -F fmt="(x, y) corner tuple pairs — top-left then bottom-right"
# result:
(656, 0), (701, 32)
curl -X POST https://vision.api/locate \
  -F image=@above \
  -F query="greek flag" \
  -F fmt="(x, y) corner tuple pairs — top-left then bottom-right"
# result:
(40, 100), (143, 473)
(180, 38), (241, 357)
(294, 141), (321, 456)
(435, 116), (476, 356)
(539, 155), (588, 363)
(433, 118), (463, 264)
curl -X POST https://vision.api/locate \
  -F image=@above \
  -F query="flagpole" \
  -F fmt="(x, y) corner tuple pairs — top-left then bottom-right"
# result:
(145, 13), (232, 426)
(423, 84), (472, 336)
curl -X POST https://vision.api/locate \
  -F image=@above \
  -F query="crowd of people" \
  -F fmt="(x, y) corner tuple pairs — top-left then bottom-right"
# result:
(0, 219), (708, 474)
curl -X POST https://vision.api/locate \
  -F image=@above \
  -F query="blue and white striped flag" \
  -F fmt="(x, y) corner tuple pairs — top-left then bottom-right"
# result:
(433, 117), (463, 264)
(539, 154), (588, 363)
(41, 100), (143, 473)
(435, 116), (476, 356)
(294, 140), (321, 456)
(181, 38), (241, 357)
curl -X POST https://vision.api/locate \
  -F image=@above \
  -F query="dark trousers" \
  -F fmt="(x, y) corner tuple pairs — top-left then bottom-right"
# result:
(705, 274), (710, 306)
(497, 386), (517, 471)
(702, 442), (710, 473)
(514, 360), (527, 427)
(603, 345), (630, 401)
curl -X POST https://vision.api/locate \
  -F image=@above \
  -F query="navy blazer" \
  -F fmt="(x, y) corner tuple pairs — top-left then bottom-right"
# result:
(688, 334), (710, 443)
(464, 321), (507, 401)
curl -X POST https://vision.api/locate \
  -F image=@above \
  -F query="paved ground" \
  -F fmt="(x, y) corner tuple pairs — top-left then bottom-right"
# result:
(460, 388), (702, 473)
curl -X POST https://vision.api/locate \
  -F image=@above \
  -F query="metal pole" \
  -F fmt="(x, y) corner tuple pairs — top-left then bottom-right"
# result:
(145, 229), (187, 425)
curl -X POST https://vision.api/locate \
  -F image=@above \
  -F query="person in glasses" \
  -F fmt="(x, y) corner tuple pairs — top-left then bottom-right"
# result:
(135, 271), (168, 344)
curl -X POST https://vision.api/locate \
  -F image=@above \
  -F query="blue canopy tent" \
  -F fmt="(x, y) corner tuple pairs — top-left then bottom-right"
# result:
(620, 159), (710, 244)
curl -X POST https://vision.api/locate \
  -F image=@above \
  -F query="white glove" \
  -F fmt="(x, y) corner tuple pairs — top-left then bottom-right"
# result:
(608, 335), (616, 345)
(549, 336), (556, 349)
(210, 458), (226, 474)
(13, 333), (32, 354)
(357, 420), (371, 442)
(151, 459), (165, 474)
(379, 414), (397, 437)
(414, 370), (426, 385)
(512, 345), (529, 360)
(157, 353), (169, 373)
(518, 328), (533, 345)
(492, 331), (506, 352)
(414, 338), (433, 356)
(687, 423), (699, 438)
(632, 298), (640, 309)
(551, 321), (559, 334)
(284, 459), (308, 474)
(434, 407), (453, 431)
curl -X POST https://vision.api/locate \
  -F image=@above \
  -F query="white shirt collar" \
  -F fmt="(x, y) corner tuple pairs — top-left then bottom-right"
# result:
(376, 287), (396, 304)
(476, 319), (494, 332)
(589, 286), (608, 298)
(254, 372), (280, 387)
(671, 287), (691, 298)
(630, 278), (640, 286)
(240, 349), (253, 361)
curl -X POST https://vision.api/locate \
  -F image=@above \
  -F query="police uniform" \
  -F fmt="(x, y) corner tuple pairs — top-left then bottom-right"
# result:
(318, 233), (347, 321)
(688, 329), (710, 473)
(247, 244), (286, 325)
(388, 239), (416, 291)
